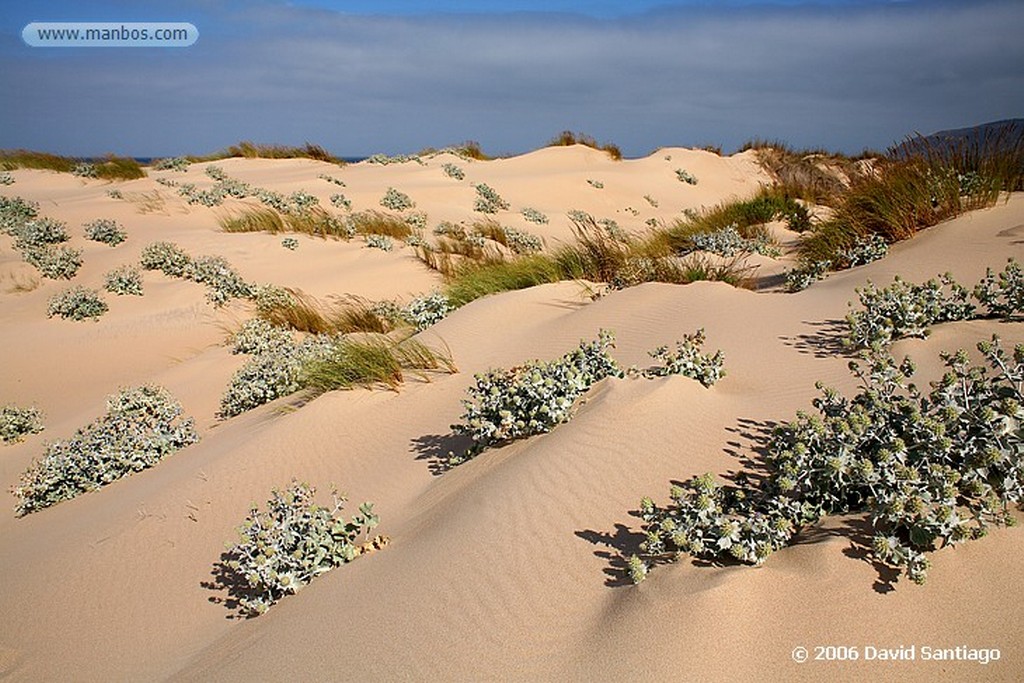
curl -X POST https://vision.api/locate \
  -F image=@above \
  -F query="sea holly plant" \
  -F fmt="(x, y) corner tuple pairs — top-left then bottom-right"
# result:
(104, 264), (144, 296)
(844, 274), (976, 349)
(12, 385), (199, 516)
(639, 329), (726, 387)
(47, 286), (108, 320)
(975, 258), (1024, 320)
(223, 481), (384, 616)
(633, 336), (1024, 586)
(84, 218), (127, 246)
(447, 331), (622, 466)
(380, 187), (415, 212)
(473, 183), (509, 214)
(1, 405), (44, 444)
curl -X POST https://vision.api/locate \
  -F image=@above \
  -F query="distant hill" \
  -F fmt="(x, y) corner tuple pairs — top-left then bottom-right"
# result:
(891, 118), (1024, 158)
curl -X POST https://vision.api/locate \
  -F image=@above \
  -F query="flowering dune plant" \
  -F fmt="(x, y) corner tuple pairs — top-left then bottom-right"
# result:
(634, 336), (1024, 586)
(224, 481), (384, 616)
(448, 331), (622, 465)
(12, 385), (199, 516)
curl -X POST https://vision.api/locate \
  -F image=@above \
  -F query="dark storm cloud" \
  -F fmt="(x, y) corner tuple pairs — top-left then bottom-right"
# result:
(2, 0), (1022, 156)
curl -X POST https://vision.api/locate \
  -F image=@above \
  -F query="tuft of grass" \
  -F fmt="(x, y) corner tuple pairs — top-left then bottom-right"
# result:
(547, 131), (622, 160)
(444, 255), (563, 307)
(0, 150), (145, 180)
(220, 207), (286, 234)
(257, 289), (395, 335)
(219, 207), (354, 239)
(192, 141), (344, 165)
(350, 210), (413, 239)
(300, 335), (456, 393)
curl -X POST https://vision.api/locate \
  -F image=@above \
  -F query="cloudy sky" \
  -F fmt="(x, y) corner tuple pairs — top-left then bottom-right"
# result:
(1, 0), (1022, 158)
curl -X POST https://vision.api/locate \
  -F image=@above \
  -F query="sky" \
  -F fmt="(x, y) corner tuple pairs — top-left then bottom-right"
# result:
(1, 0), (1022, 158)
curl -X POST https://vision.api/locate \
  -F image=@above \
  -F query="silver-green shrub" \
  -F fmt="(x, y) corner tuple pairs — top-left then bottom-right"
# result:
(281, 237), (299, 251)
(845, 274), (975, 349)
(47, 286), (108, 320)
(975, 258), (1024, 320)
(184, 255), (254, 306)
(154, 156), (190, 172)
(224, 481), (380, 616)
(14, 217), (69, 249)
(501, 226), (543, 254)
(521, 207), (548, 224)
(218, 335), (336, 417)
(380, 187), (415, 212)
(473, 183), (509, 214)
(104, 264), (144, 296)
(1, 405), (44, 444)
(441, 163), (465, 180)
(0, 196), (39, 235)
(641, 329), (726, 387)
(319, 173), (346, 186)
(12, 385), (198, 516)
(675, 168), (698, 185)
(140, 241), (192, 277)
(0, 171), (13, 185)
(448, 331), (622, 465)
(687, 226), (779, 258)
(635, 338), (1024, 586)
(837, 233), (889, 267)
(587, 179), (604, 189)
(402, 292), (453, 330)
(231, 318), (294, 356)
(784, 259), (831, 292)
(72, 162), (97, 178)
(84, 218), (127, 246)
(364, 234), (393, 251)
(24, 245), (83, 279)
(330, 193), (352, 210)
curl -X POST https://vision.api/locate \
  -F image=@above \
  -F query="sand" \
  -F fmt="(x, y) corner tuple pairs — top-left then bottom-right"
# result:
(1, 146), (1022, 681)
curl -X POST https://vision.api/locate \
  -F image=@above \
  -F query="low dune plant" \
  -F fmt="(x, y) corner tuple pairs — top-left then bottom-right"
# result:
(836, 233), (889, 268)
(231, 318), (295, 356)
(84, 218), (127, 246)
(12, 385), (198, 516)
(72, 162), (97, 178)
(366, 153), (423, 165)
(975, 258), (1024, 320)
(153, 156), (190, 172)
(26, 245), (83, 280)
(401, 292), (454, 330)
(634, 337), (1024, 586)
(47, 286), (108, 320)
(1, 405), (44, 444)
(140, 241), (192, 277)
(448, 331), (621, 465)
(587, 179), (604, 189)
(330, 193), (352, 210)
(472, 219), (543, 254)
(364, 234), (393, 251)
(14, 217), (69, 249)
(521, 207), (548, 224)
(441, 163), (465, 180)
(685, 225), (779, 258)
(640, 329), (726, 387)
(184, 255), (253, 306)
(319, 173), (346, 186)
(675, 168), (698, 185)
(0, 196), (39, 234)
(281, 237), (298, 250)
(104, 264), (144, 296)
(0, 171), (13, 185)
(784, 259), (832, 292)
(256, 290), (393, 336)
(473, 183), (509, 214)
(845, 275), (976, 349)
(224, 481), (383, 616)
(380, 187), (415, 212)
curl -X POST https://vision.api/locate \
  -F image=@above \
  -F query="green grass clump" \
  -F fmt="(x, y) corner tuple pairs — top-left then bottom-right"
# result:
(12, 385), (198, 516)
(547, 131), (622, 160)
(222, 481), (382, 616)
(443, 254), (562, 307)
(0, 150), (144, 180)
(300, 336), (456, 393)
(1, 405), (44, 444)
(193, 141), (344, 165)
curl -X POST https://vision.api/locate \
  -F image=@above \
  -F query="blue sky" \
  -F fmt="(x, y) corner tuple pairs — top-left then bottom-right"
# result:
(2, 0), (1022, 157)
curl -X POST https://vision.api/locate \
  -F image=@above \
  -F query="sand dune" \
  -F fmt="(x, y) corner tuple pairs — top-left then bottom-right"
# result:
(1, 148), (1022, 681)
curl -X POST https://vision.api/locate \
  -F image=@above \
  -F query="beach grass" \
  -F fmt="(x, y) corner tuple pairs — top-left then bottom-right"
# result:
(0, 150), (146, 180)
(300, 335), (455, 393)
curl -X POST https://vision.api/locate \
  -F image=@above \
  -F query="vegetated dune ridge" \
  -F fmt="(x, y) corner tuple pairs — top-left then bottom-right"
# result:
(0, 147), (1017, 682)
